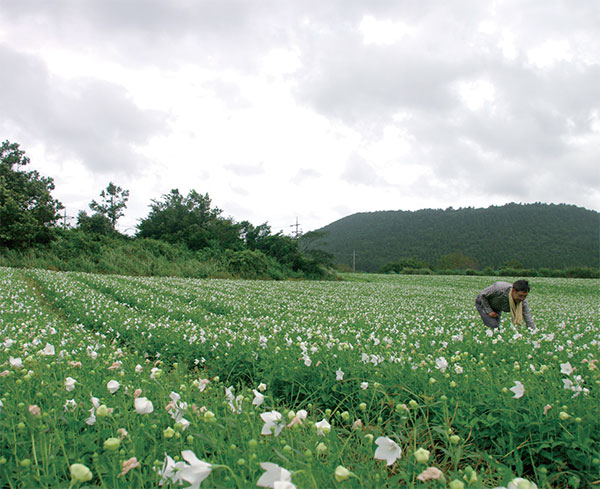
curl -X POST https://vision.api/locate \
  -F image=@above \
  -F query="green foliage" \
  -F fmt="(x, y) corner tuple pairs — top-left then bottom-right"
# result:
(315, 203), (600, 272)
(1, 270), (597, 488)
(0, 140), (63, 248)
(0, 229), (334, 280)
(89, 182), (129, 229)
(76, 211), (114, 235)
(379, 256), (432, 273)
(437, 252), (479, 270)
(137, 189), (240, 251)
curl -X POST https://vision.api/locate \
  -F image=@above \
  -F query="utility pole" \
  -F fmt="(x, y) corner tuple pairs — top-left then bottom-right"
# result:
(62, 209), (73, 229)
(290, 217), (301, 237)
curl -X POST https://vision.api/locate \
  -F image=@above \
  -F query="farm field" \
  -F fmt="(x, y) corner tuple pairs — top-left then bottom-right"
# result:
(0, 267), (598, 488)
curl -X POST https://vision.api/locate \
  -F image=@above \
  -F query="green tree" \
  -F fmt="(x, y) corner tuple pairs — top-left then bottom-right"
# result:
(90, 182), (129, 229)
(437, 252), (479, 270)
(76, 210), (114, 235)
(137, 189), (242, 250)
(0, 140), (63, 248)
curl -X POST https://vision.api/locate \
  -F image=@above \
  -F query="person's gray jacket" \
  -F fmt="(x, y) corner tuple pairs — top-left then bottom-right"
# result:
(476, 281), (535, 328)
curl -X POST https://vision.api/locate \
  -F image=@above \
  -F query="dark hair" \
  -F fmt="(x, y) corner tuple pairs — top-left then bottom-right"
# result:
(513, 279), (530, 292)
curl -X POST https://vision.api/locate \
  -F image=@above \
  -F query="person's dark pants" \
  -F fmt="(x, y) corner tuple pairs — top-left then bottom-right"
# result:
(475, 295), (500, 329)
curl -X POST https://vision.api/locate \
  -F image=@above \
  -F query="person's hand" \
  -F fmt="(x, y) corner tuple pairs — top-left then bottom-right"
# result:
(488, 312), (499, 318)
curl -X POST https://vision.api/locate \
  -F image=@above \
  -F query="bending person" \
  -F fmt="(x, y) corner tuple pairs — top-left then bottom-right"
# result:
(475, 279), (535, 330)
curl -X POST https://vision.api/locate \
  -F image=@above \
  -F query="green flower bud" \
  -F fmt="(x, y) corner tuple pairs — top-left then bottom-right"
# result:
(316, 442), (327, 453)
(103, 437), (120, 451)
(96, 405), (111, 417)
(414, 447), (430, 464)
(163, 427), (175, 438)
(449, 479), (465, 489)
(334, 465), (352, 482)
(70, 463), (93, 482)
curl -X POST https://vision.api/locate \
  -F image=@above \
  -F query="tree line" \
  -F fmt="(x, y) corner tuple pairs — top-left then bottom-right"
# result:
(0, 141), (334, 280)
(309, 203), (599, 276)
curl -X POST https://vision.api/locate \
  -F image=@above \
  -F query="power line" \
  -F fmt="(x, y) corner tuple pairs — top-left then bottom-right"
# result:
(289, 217), (302, 237)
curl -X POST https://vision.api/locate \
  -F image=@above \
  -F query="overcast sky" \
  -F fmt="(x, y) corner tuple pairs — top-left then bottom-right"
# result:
(1, 0), (598, 235)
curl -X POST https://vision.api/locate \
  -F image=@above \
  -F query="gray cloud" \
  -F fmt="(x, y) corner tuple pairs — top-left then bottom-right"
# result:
(0, 44), (165, 173)
(294, 168), (320, 182)
(0, 0), (598, 221)
(342, 154), (389, 187)
(225, 162), (265, 176)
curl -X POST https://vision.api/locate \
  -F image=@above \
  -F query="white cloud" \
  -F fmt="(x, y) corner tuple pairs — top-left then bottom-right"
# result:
(0, 0), (597, 235)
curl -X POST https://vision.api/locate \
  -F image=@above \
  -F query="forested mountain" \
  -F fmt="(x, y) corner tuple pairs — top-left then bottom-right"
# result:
(309, 203), (599, 272)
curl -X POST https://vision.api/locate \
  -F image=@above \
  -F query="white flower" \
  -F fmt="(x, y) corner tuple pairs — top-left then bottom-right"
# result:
(360, 382), (369, 390)
(41, 343), (55, 355)
(454, 364), (463, 374)
(90, 394), (100, 409)
(107, 380), (120, 394)
(157, 454), (186, 487)
(417, 467), (443, 482)
(503, 477), (538, 489)
(85, 408), (96, 426)
(374, 436), (402, 465)
(63, 399), (77, 411)
(435, 357), (448, 372)
(178, 450), (212, 489)
(4, 338), (14, 348)
(273, 482), (296, 489)
(560, 362), (573, 376)
(252, 389), (265, 407)
(287, 409), (307, 427)
(336, 368), (344, 381)
(198, 378), (210, 392)
(135, 397), (154, 414)
(509, 381), (525, 399)
(257, 462), (292, 488)
(65, 377), (77, 392)
(315, 419), (331, 436)
(257, 383), (267, 392)
(260, 410), (285, 436)
(135, 364), (143, 373)
(9, 356), (22, 368)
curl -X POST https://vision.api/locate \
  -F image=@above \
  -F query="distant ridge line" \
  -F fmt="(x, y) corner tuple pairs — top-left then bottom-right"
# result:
(312, 203), (599, 272)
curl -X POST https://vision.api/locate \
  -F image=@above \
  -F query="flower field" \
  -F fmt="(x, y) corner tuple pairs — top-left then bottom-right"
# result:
(0, 267), (598, 488)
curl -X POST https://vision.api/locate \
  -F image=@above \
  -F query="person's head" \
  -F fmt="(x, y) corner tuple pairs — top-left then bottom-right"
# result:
(511, 279), (530, 302)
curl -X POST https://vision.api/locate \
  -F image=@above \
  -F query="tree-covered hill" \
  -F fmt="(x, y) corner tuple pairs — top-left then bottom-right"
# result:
(309, 203), (599, 272)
